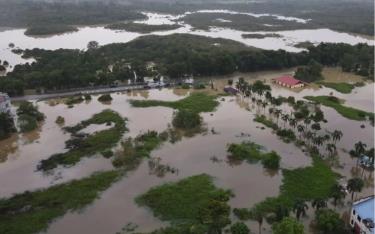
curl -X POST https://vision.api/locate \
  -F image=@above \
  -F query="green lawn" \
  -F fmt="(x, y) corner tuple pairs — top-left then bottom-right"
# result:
(135, 174), (231, 222)
(318, 82), (355, 94)
(253, 157), (338, 213)
(0, 171), (119, 234)
(304, 96), (374, 121)
(129, 93), (219, 113)
(38, 110), (127, 171)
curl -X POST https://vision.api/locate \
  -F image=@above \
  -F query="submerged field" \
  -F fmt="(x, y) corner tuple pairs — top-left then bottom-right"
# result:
(0, 69), (373, 234)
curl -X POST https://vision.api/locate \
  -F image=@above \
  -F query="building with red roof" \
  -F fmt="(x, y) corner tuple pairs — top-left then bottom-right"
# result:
(273, 75), (305, 89)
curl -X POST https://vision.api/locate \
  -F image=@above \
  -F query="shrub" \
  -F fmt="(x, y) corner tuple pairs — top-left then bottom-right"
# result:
(172, 109), (202, 129)
(18, 114), (38, 132)
(98, 94), (112, 102)
(230, 222), (250, 234)
(262, 151), (281, 169)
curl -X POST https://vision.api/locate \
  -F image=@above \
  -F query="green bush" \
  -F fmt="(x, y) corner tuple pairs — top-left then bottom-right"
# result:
(172, 109), (202, 129)
(262, 151), (281, 169)
(230, 222), (250, 234)
(18, 114), (38, 132)
(0, 112), (16, 139)
(98, 94), (112, 102)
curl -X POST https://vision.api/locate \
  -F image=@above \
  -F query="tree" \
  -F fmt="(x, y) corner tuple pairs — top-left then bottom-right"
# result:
(293, 199), (308, 220)
(312, 198), (327, 210)
(281, 114), (289, 128)
(354, 141), (367, 166)
(230, 222), (250, 234)
(325, 144), (337, 158)
(315, 209), (349, 234)
(87, 40), (99, 50)
(0, 112), (16, 139)
(198, 199), (231, 234)
(272, 217), (304, 234)
(297, 125), (305, 139)
(347, 177), (364, 200)
(331, 130), (343, 143)
(330, 184), (346, 207)
(250, 205), (264, 234)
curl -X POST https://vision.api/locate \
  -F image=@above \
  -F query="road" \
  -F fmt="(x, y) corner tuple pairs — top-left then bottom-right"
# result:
(10, 84), (147, 101)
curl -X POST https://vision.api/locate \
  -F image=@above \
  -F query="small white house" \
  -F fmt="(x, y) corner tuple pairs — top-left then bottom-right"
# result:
(350, 196), (374, 234)
(0, 92), (11, 114)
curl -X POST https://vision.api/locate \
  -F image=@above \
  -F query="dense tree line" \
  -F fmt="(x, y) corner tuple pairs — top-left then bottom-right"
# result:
(1, 34), (373, 96)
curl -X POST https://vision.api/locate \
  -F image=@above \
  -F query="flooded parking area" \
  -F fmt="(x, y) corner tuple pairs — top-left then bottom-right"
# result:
(0, 68), (373, 233)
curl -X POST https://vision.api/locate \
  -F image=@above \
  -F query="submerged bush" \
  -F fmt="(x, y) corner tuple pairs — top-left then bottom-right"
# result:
(98, 94), (112, 102)
(172, 109), (202, 129)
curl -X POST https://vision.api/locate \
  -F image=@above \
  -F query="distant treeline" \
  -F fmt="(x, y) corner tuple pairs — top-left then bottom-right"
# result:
(1, 34), (373, 96)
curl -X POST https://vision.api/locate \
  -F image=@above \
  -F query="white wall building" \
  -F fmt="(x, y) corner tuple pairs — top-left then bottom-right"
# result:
(350, 196), (374, 234)
(0, 92), (11, 114)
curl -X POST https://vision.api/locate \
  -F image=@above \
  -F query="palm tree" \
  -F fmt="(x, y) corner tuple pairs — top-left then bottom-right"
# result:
(354, 141), (367, 166)
(250, 206), (264, 234)
(297, 125), (305, 139)
(347, 177), (364, 200)
(326, 143), (337, 158)
(312, 198), (327, 210)
(304, 118), (311, 128)
(293, 199), (308, 220)
(262, 101), (268, 115)
(274, 109), (282, 127)
(268, 107), (274, 119)
(305, 131), (314, 147)
(281, 114), (289, 128)
(331, 130), (343, 143)
(323, 134), (331, 143)
(289, 118), (297, 130)
(330, 184), (346, 207)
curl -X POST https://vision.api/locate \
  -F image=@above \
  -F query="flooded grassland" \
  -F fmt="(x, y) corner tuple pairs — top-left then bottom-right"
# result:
(0, 69), (373, 234)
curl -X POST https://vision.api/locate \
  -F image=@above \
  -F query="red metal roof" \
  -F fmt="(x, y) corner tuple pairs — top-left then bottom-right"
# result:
(275, 75), (302, 86)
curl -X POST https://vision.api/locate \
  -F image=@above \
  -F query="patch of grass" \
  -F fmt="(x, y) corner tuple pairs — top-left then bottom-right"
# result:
(317, 82), (355, 94)
(227, 142), (281, 169)
(172, 109), (202, 129)
(112, 131), (168, 169)
(254, 115), (278, 130)
(304, 96), (374, 121)
(38, 110), (126, 171)
(130, 93), (219, 113)
(253, 157), (338, 214)
(281, 157), (338, 200)
(0, 170), (119, 234)
(276, 129), (296, 143)
(135, 174), (231, 222)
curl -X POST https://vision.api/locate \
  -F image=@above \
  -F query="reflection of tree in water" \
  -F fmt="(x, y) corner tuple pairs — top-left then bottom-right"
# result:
(148, 157), (178, 178)
(0, 134), (19, 163)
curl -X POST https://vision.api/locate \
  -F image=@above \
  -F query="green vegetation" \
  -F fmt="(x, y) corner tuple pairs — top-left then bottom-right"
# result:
(65, 95), (84, 106)
(172, 109), (202, 129)
(55, 116), (65, 125)
(295, 59), (323, 83)
(112, 131), (167, 169)
(276, 129), (296, 143)
(98, 94), (113, 102)
(0, 170), (119, 234)
(230, 222), (250, 234)
(1, 34), (373, 96)
(16, 101), (45, 132)
(130, 93), (219, 113)
(254, 115), (278, 130)
(315, 209), (350, 234)
(106, 23), (181, 33)
(136, 174), (231, 233)
(304, 96), (374, 121)
(38, 110), (126, 171)
(227, 142), (281, 169)
(272, 217), (304, 234)
(24, 25), (78, 36)
(0, 112), (16, 140)
(252, 157), (338, 216)
(318, 82), (355, 94)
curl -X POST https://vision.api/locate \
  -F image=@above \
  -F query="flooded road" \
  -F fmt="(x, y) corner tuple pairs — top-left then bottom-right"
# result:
(0, 69), (373, 234)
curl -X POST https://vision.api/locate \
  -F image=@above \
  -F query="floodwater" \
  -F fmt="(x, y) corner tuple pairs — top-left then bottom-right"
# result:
(0, 10), (373, 71)
(0, 70), (373, 234)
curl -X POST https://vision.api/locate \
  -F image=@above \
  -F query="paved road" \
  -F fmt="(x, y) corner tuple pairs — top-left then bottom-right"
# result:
(11, 85), (146, 101)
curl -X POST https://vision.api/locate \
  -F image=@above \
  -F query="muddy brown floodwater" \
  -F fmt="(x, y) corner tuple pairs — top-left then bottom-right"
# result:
(0, 70), (373, 234)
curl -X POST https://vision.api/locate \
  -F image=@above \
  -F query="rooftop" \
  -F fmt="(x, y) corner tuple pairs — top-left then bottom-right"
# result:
(353, 196), (374, 223)
(275, 75), (303, 86)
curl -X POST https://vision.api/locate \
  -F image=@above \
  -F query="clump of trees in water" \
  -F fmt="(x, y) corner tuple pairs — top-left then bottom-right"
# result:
(1, 34), (373, 96)
(17, 101), (45, 132)
(0, 112), (16, 139)
(172, 109), (202, 129)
